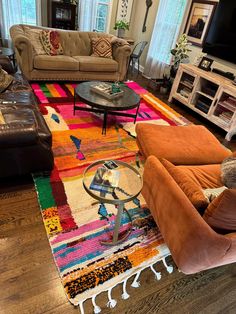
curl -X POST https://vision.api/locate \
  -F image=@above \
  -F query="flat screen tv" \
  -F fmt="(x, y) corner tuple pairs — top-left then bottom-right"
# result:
(203, 0), (236, 64)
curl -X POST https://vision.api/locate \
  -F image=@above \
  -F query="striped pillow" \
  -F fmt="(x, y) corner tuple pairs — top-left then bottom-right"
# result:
(91, 37), (112, 59)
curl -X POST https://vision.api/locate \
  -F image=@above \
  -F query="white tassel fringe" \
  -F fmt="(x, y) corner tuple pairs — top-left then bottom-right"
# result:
(106, 288), (117, 308)
(162, 257), (174, 273)
(121, 279), (130, 299)
(79, 301), (85, 314)
(131, 270), (141, 288)
(92, 295), (101, 314)
(150, 264), (162, 280)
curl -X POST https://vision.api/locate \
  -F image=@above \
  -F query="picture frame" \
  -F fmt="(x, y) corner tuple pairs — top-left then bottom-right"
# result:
(184, 0), (217, 47)
(198, 56), (213, 71)
(116, 0), (134, 23)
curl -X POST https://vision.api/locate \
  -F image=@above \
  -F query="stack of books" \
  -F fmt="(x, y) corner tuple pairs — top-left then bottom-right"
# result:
(90, 83), (124, 99)
(195, 98), (210, 113)
(218, 111), (232, 124)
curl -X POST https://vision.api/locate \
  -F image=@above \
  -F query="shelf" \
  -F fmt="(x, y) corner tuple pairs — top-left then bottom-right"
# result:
(217, 101), (236, 113)
(209, 116), (230, 131)
(195, 90), (214, 100)
(175, 93), (189, 104)
(170, 64), (236, 140)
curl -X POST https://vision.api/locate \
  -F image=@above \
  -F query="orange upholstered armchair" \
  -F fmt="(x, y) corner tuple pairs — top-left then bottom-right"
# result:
(136, 123), (236, 274)
(142, 156), (236, 274)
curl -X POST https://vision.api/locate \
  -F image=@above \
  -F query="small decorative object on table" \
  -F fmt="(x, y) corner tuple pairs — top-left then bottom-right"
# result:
(90, 82), (124, 99)
(198, 56), (213, 71)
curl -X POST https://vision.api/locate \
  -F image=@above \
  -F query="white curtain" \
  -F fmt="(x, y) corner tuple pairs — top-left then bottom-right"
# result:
(144, 0), (188, 79)
(79, 0), (97, 31)
(0, 0), (40, 46)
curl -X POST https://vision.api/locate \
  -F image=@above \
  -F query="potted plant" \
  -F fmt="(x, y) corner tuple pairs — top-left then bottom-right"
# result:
(170, 33), (192, 78)
(113, 20), (129, 38)
(160, 74), (171, 94)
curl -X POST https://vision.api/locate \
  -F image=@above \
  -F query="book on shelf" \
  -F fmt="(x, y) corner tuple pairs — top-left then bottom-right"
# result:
(218, 101), (236, 112)
(195, 100), (210, 113)
(179, 88), (190, 98)
(218, 111), (232, 123)
(227, 96), (236, 104)
(90, 166), (120, 193)
(180, 80), (193, 89)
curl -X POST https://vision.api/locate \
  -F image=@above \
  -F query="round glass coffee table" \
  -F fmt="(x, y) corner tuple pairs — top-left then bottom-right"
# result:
(83, 160), (142, 245)
(74, 81), (140, 134)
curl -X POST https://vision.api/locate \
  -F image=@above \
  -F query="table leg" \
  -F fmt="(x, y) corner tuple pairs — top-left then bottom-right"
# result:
(134, 101), (140, 123)
(112, 203), (123, 244)
(102, 111), (107, 135)
(100, 204), (132, 246)
(73, 91), (76, 115)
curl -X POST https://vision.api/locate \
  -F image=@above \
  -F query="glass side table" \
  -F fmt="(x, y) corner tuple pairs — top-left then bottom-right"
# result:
(83, 160), (142, 245)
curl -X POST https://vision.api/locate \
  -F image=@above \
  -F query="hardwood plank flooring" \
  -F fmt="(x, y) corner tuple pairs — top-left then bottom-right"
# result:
(0, 73), (236, 314)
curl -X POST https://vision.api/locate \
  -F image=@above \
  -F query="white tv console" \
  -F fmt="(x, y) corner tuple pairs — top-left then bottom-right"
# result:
(169, 64), (236, 141)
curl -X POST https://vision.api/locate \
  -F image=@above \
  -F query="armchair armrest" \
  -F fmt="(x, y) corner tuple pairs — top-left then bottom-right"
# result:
(142, 156), (231, 274)
(112, 41), (131, 81)
(10, 26), (34, 75)
(0, 124), (38, 148)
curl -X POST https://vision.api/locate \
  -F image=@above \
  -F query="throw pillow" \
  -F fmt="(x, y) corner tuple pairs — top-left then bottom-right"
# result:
(24, 27), (46, 55)
(91, 37), (112, 59)
(203, 189), (236, 232)
(0, 111), (5, 124)
(161, 158), (209, 212)
(40, 30), (63, 56)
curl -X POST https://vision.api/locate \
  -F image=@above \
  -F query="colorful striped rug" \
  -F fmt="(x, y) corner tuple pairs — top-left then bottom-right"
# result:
(32, 81), (190, 313)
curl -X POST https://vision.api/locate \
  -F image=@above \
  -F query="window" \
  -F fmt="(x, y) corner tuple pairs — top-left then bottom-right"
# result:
(21, 0), (37, 25)
(0, 0), (40, 43)
(144, 0), (187, 78)
(79, 0), (111, 32)
(94, 0), (110, 32)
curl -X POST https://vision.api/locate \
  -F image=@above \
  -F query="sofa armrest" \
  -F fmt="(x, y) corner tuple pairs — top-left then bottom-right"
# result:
(10, 26), (34, 75)
(142, 156), (231, 274)
(112, 44), (131, 81)
(0, 124), (37, 148)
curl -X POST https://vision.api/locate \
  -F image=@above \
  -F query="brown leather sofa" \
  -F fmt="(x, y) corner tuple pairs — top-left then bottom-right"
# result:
(136, 123), (236, 274)
(10, 24), (131, 82)
(0, 75), (53, 177)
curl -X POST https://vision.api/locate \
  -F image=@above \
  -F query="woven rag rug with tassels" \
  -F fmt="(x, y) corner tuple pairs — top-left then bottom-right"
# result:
(31, 81), (190, 313)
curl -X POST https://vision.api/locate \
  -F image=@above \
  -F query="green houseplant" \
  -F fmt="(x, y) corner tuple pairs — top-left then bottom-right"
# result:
(170, 33), (192, 78)
(114, 20), (129, 38)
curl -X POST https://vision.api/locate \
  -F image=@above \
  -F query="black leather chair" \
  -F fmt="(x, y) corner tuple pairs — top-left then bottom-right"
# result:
(128, 41), (148, 75)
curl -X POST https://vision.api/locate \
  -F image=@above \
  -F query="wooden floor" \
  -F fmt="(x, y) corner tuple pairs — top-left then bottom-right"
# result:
(0, 72), (236, 314)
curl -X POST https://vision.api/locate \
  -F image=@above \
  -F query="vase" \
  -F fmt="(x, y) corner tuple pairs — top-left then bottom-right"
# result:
(117, 29), (125, 38)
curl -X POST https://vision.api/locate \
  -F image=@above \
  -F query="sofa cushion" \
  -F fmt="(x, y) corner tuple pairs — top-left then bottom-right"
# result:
(73, 56), (118, 72)
(91, 37), (112, 59)
(24, 27), (46, 55)
(203, 189), (236, 232)
(34, 55), (79, 71)
(136, 124), (231, 165)
(39, 30), (63, 56)
(161, 158), (209, 211)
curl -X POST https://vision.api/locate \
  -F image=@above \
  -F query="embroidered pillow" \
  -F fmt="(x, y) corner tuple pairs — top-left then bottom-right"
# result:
(24, 27), (46, 55)
(91, 37), (112, 59)
(40, 30), (63, 56)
